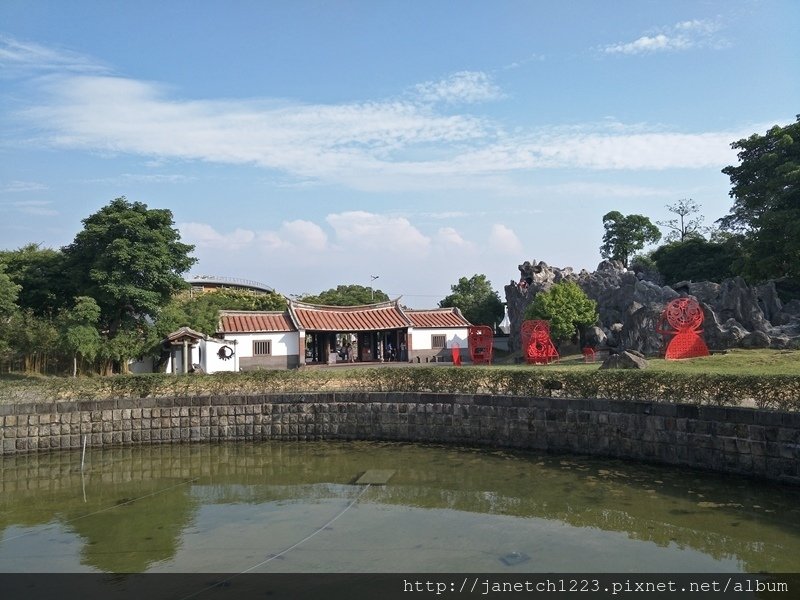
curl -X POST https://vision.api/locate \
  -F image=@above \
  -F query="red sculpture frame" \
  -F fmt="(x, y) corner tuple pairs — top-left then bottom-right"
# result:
(656, 297), (709, 360)
(468, 326), (494, 365)
(521, 320), (559, 364)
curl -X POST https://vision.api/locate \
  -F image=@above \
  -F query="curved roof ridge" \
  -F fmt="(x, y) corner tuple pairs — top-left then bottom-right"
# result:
(218, 309), (287, 314)
(289, 297), (401, 311)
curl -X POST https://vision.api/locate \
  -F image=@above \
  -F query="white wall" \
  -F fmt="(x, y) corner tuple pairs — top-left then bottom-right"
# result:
(163, 339), (240, 374)
(410, 328), (469, 350)
(129, 357), (154, 374)
(224, 332), (299, 358)
(201, 338), (239, 373)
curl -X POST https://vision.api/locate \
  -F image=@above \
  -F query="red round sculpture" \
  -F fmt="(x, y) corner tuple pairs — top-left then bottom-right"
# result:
(521, 320), (559, 364)
(657, 298), (709, 360)
(468, 326), (494, 365)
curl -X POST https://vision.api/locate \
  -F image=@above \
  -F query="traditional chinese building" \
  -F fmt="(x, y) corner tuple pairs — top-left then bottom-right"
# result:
(160, 299), (472, 373)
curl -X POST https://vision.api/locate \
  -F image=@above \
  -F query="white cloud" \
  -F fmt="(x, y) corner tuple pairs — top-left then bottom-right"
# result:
(18, 73), (744, 184)
(502, 53), (546, 70)
(0, 34), (108, 74)
(603, 19), (723, 55)
(268, 219), (328, 252)
(435, 226), (474, 250)
(7, 38), (750, 194)
(0, 180), (48, 193)
(488, 224), (523, 255)
(538, 181), (670, 198)
(413, 70), (505, 104)
(326, 211), (431, 257)
(7, 200), (58, 216)
(22, 75), (489, 186)
(85, 173), (195, 184)
(179, 222), (256, 250)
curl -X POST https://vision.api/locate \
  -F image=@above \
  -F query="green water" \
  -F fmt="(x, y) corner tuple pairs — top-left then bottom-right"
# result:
(1, 441), (799, 573)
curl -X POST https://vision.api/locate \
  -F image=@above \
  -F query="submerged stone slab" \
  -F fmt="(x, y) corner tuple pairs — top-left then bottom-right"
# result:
(355, 469), (395, 485)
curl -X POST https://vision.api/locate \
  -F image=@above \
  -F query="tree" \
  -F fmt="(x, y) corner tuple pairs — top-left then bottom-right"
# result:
(628, 253), (661, 284)
(0, 264), (20, 319)
(58, 296), (101, 377)
(651, 237), (746, 286)
(157, 289), (288, 337)
(600, 211), (661, 268)
(0, 264), (21, 358)
(61, 197), (196, 337)
(718, 116), (800, 280)
(657, 199), (705, 242)
(300, 285), (389, 306)
(6, 309), (58, 373)
(0, 244), (67, 315)
(523, 282), (597, 343)
(439, 274), (503, 327)
(97, 324), (154, 375)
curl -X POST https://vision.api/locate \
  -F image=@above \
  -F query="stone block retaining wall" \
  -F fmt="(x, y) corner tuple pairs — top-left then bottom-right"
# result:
(1, 393), (798, 485)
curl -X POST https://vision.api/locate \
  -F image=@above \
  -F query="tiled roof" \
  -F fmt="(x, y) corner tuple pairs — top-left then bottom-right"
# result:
(290, 300), (411, 331)
(218, 311), (296, 333)
(405, 308), (472, 328)
(163, 326), (207, 343)
(216, 303), (471, 334)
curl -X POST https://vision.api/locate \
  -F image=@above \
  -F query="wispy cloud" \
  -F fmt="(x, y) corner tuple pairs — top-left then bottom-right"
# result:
(84, 173), (196, 184)
(502, 53), (546, 70)
(412, 71), (505, 104)
(6, 38), (748, 194)
(602, 19), (725, 55)
(0, 180), (48, 193)
(0, 34), (109, 74)
(0, 199), (58, 216)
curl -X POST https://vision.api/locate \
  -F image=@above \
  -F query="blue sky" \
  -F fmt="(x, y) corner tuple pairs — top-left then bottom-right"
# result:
(1, 1), (798, 307)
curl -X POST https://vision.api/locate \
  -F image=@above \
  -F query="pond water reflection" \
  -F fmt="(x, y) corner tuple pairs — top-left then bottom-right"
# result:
(1, 441), (799, 573)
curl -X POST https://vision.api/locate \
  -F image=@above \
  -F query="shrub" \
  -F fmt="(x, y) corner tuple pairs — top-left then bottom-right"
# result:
(1, 368), (798, 411)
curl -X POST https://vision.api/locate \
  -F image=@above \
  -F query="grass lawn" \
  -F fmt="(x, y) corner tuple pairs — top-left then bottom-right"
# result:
(491, 348), (800, 376)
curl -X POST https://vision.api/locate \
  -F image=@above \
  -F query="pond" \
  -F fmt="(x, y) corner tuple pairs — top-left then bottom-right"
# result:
(1, 441), (799, 573)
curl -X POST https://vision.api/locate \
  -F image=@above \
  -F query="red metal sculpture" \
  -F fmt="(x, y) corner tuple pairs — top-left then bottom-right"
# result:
(657, 297), (709, 360)
(521, 320), (559, 364)
(451, 342), (462, 366)
(468, 326), (494, 365)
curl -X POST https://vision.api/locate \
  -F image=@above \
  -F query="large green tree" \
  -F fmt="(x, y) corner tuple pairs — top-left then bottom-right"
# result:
(0, 244), (66, 315)
(439, 274), (503, 327)
(600, 211), (661, 268)
(62, 197), (196, 336)
(718, 116), (800, 280)
(524, 282), (597, 343)
(651, 236), (746, 286)
(300, 284), (389, 306)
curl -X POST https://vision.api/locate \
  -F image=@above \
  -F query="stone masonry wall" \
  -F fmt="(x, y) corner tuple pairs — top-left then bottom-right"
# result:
(1, 393), (798, 485)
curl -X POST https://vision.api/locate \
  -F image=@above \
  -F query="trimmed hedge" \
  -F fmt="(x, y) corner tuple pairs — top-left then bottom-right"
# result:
(1, 367), (798, 411)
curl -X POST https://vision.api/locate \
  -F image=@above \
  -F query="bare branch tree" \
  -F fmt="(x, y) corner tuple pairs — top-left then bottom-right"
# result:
(657, 199), (705, 242)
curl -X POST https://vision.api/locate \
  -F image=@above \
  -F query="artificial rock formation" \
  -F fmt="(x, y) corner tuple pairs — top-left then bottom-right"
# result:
(504, 260), (800, 356)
